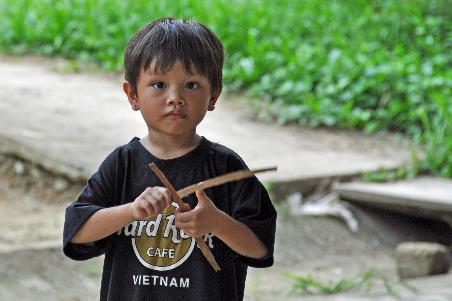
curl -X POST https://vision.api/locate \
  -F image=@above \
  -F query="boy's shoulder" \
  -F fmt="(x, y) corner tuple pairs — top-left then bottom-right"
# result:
(205, 138), (245, 158)
(97, 137), (142, 167)
(204, 138), (250, 171)
(206, 139), (238, 156)
(111, 137), (147, 156)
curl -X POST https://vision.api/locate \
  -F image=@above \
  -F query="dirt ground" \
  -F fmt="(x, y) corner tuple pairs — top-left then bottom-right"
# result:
(1, 154), (452, 301)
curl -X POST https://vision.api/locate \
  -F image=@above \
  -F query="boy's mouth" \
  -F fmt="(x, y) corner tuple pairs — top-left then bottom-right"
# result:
(165, 110), (186, 118)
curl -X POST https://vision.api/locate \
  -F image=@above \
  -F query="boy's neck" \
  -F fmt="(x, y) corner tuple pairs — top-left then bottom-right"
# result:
(140, 132), (202, 160)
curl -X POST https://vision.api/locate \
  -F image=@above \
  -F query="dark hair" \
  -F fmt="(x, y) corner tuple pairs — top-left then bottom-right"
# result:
(124, 17), (224, 94)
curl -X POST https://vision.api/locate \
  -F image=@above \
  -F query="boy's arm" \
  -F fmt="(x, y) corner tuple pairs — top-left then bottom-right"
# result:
(175, 190), (268, 259)
(213, 208), (268, 259)
(71, 203), (133, 243)
(71, 187), (172, 244)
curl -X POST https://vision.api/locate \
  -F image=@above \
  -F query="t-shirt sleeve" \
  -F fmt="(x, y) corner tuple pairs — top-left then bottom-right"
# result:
(227, 158), (277, 268)
(231, 177), (276, 267)
(63, 149), (120, 260)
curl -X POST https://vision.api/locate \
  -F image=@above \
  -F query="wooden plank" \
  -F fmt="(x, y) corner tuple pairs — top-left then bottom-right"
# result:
(334, 177), (452, 224)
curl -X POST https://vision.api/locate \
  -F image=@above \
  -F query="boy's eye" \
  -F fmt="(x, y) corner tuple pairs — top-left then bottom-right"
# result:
(152, 81), (165, 89)
(185, 82), (199, 90)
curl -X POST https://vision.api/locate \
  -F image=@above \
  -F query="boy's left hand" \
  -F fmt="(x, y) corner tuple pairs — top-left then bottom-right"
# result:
(174, 190), (220, 238)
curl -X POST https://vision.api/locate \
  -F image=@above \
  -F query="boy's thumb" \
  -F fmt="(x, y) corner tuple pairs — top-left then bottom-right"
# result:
(195, 189), (209, 204)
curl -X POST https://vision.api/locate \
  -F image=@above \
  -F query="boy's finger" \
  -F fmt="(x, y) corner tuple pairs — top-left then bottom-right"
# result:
(142, 195), (159, 215)
(175, 210), (194, 223)
(152, 201), (162, 214)
(195, 189), (207, 201)
(149, 188), (162, 201)
(141, 202), (154, 217)
(163, 191), (173, 207)
(152, 188), (172, 209)
(175, 219), (194, 232)
(195, 190), (212, 207)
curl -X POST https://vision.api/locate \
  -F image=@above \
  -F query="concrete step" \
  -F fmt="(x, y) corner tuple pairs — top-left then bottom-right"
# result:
(334, 177), (452, 224)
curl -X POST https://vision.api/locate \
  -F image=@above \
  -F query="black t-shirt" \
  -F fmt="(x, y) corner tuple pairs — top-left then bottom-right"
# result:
(63, 137), (276, 301)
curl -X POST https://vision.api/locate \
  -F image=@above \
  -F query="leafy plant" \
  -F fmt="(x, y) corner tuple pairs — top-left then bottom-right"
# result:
(0, 0), (450, 178)
(418, 94), (452, 177)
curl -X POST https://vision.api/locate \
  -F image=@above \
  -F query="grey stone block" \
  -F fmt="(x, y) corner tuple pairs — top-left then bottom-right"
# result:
(396, 242), (449, 279)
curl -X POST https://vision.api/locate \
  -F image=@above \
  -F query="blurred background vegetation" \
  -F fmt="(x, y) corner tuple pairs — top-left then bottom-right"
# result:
(0, 0), (450, 177)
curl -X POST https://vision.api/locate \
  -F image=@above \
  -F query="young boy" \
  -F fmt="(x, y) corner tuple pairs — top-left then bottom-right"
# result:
(63, 17), (276, 301)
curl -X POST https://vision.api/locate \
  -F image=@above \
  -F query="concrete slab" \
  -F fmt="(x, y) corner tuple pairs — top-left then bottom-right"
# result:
(335, 177), (452, 223)
(0, 56), (414, 190)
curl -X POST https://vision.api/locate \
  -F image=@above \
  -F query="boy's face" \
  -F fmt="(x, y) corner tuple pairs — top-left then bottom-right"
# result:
(124, 60), (220, 138)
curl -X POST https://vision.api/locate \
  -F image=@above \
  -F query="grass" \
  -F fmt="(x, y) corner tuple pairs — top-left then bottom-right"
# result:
(0, 0), (450, 177)
(361, 151), (422, 183)
(284, 269), (408, 297)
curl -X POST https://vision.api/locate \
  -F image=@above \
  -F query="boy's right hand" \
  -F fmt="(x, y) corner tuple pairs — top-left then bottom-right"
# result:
(129, 187), (173, 220)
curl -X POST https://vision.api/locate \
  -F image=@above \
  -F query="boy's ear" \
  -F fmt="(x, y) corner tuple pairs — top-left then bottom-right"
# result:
(123, 81), (140, 111)
(208, 88), (221, 111)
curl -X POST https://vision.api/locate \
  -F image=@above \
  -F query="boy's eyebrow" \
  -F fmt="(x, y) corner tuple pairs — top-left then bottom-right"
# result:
(143, 71), (209, 83)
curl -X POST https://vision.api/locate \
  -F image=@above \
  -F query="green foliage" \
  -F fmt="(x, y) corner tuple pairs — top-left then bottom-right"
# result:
(361, 149), (423, 182)
(362, 167), (414, 183)
(0, 0), (450, 177)
(418, 93), (452, 177)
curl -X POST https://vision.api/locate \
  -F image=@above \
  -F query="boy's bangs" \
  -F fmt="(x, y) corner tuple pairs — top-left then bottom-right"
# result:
(141, 25), (210, 78)
(144, 52), (203, 77)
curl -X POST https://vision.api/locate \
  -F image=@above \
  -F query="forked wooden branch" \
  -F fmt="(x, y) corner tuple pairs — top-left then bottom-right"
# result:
(149, 163), (220, 271)
(148, 163), (277, 272)
(148, 163), (191, 212)
(177, 167), (277, 199)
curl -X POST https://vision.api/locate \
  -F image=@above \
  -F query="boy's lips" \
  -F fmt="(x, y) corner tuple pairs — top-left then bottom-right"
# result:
(165, 110), (186, 118)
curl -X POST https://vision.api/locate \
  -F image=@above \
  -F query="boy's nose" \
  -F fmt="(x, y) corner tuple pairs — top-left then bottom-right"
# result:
(166, 89), (186, 106)
(167, 98), (186, 106)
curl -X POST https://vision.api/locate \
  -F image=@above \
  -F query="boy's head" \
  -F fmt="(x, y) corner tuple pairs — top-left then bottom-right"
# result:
(124, 17), (224, 96)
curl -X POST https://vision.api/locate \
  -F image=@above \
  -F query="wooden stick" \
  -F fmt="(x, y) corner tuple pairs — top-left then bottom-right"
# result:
(148, 163), (277, 272)
(149, 163), (221, 271)
(148, 163), (191, 212)
(177, 166), (277, 198)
